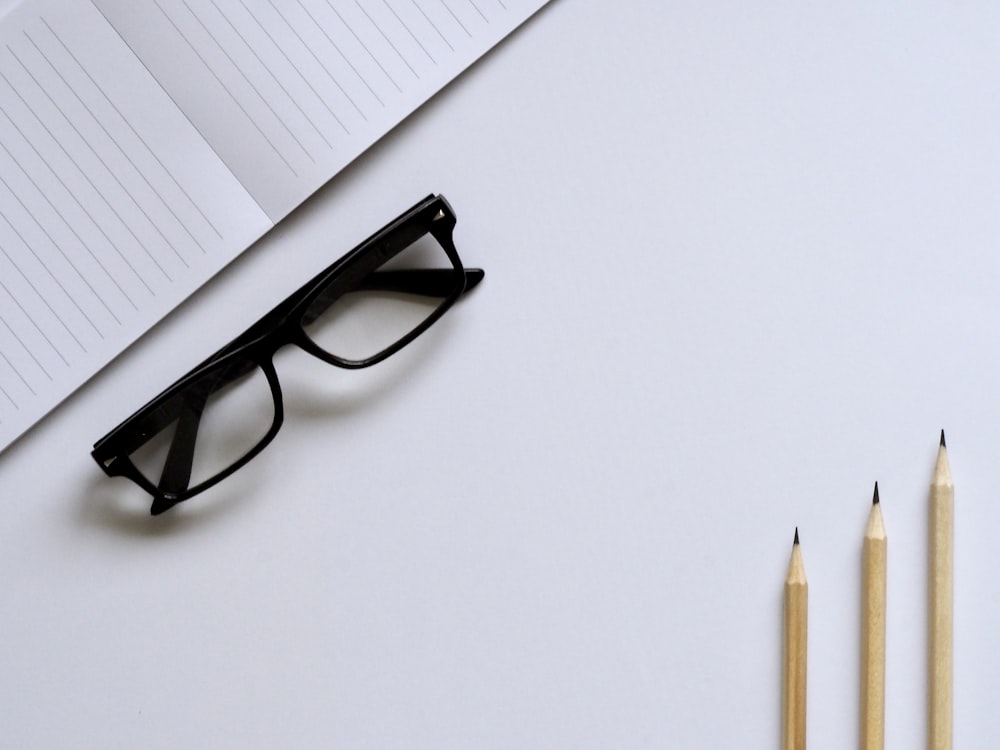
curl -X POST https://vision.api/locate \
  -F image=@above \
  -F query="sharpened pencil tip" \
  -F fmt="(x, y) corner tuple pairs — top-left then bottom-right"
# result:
(793, 527), (799, 546)
(940, 429), (946, 448)
(873, 481), (880, 505)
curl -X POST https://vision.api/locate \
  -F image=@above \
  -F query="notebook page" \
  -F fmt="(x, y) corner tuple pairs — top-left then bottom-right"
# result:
(92, 0), (551, 221)
(0, 0), (272, 453)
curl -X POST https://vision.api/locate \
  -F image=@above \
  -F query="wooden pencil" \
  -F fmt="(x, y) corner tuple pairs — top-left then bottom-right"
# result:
(861, 483), (887, 750)
(783, 528), (808, 750)
(929, 430), (953, 750)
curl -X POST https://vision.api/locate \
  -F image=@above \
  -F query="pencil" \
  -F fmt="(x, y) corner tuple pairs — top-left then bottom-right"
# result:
(783, 528), (808, 750)
(929, 430), (953, 750)
(861, 482), (887, 750)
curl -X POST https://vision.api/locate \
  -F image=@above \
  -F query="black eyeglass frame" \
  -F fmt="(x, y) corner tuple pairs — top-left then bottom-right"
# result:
(92, 194), (482, 513)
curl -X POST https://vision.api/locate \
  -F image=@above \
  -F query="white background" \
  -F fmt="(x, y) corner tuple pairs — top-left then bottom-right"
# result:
(2, 1), (999, 746)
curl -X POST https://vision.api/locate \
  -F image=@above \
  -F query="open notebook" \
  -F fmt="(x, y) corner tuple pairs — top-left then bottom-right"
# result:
(0, 0), (549, 453)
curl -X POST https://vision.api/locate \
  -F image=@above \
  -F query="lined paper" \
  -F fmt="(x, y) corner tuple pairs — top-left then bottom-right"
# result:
(0, 0), (548, 453)
(93, 0), (540, 220)
(0, 0), (271, 451)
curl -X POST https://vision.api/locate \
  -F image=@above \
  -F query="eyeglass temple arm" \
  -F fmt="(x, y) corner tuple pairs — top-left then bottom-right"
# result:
(156, 361), (245, 496)
(299, 267), (484, 328)
(157, 396), (204, 496)
(358, 268), (484, 295)
(100, 360), (226, 496)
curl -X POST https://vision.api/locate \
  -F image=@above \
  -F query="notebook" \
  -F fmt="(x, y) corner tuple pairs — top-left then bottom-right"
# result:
(0, 0), (549, 454)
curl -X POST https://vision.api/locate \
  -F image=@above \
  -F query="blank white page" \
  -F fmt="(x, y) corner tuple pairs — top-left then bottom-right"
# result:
(0, 0), (272, 453)
(92, 0), (551, 221)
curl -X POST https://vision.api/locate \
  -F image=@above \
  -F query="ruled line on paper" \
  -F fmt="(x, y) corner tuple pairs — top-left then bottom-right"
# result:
(0, 377), (17, 409)
(0, 315), (49, 386)
(6, 45), (186, 274)
(413, 1), (454, 52)
(10, 43), (190, 269)
(206, 0), (337, 146)
(27, 25), (209, 257)
(355, 0), (419, 80)
(0, 169), (112, 333)
(24, 25), (205, 254)
(0, 66), (173, 284)
(0, 308), (54, 385)
(440, 1), (471, 37)
(0, 104), (129, 322)
(44, 16), (225, 243)
(0, 97), (154, 300)
(290, 0), (379, 112)
(0, 131), (138, 311)
(468, 0), (487, 23)
(152, 0), (300, 178)
(390, 1), (437, 64)
(300, 0), (377, 105)
(0, 204), (86, 356)
(0, 269), (64, 374)
(323, 0), (402, 93)
(181, 0), (316, 165)
(234, 0), (356, 130)
(374, 0), (457, 70)
(0, 314), (43, 389)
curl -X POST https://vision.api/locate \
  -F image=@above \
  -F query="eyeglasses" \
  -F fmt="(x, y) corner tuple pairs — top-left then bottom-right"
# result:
(92, 194), (483, 515)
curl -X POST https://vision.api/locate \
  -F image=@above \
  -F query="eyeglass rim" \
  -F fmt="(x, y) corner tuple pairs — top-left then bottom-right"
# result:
(294, 203), (466, 369)
(110, 357), (286, 512)
(92, 194), (472, 510)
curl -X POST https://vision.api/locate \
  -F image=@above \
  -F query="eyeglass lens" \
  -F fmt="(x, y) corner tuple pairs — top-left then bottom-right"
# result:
(128, 358), (277, 494)
(301, 228), (456, 362)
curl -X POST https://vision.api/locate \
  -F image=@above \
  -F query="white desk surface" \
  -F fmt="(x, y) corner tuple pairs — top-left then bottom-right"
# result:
(2, 1), (999, 746)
